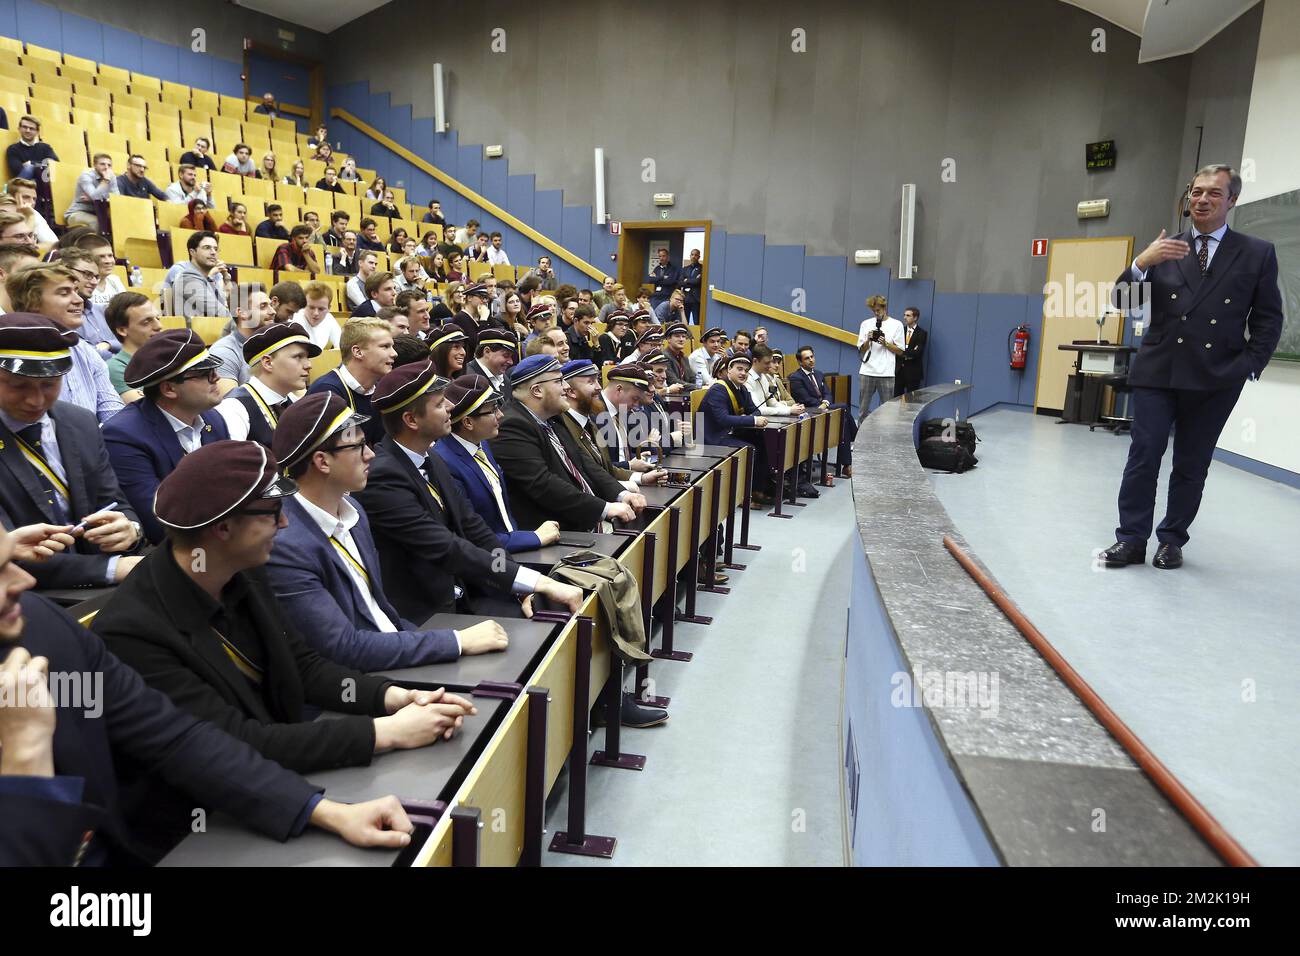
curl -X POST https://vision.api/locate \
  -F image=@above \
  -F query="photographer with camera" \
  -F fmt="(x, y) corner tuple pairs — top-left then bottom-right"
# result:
(855, 294), (905, 423)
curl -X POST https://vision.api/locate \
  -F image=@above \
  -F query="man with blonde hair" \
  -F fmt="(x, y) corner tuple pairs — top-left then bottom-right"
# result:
(307, 316), (395, 444)
(294, 280), (343, 350)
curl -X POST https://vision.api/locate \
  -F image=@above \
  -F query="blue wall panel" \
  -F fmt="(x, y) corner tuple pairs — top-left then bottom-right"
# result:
(139, 37), (179, 82)
(15, 0), (59, 49)
(481, 155), (508, 207)
(721, 234), (764, 302)
(456, 144), (483, 200)
(560, 205), (591, 276)
(0, 0), (17, 40)
(533, 190), (563, 251)
(176, 48), (213, 93)
(802, 255), (847, 332)
(926, 293), (978, 392)
(387, 104), (413, 163)
(58, 11), (102, 62)
(212, 59), (243, 98)
(589, 224), (616, 279)
(759, 244), (804, 312)
(971, 294), (1028, 414)
(888, 277), (935, 333)
(248, 52), (309, 108)
(841, 265), (891, 334)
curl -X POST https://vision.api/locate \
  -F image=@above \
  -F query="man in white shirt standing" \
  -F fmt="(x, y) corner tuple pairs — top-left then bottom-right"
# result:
(856, 294), (905, 423)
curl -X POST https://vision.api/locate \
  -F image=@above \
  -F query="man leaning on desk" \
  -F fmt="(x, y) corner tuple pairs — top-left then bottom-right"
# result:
(1101, 164), (1282, 571)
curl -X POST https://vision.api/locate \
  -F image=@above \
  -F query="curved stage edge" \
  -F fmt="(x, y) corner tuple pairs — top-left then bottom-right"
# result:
(842, 385), (1221, 866)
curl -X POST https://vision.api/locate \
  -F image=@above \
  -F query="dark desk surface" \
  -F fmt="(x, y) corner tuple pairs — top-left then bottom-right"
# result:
(162, 615), (558, 867)
(160, 698), (509, 867)
(636, 484), (686, 508)
(1057, 342), (1136, 352)
(387, 613), (558, 687)
(660, 443), (740, 460)
(509, 532), (629, 572)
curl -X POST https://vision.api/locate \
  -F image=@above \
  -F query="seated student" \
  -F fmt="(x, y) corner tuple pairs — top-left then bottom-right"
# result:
(393, 255), (428, 294)
(271, 224), (321, 274)
(103, 291), (163, 402)
(356, 218), (386, 252)
(0, 243), (40, 313)
(564, 304), (597, 362)
(166, 230), (233, 323)
(767, 348), (797, 403)
(346, 251), (379, 308)
(689, 326), (726, 388)
(353, 359), (583, 622)
(422, 199), (445, 225)
(464, 326), (519, 406)
(178, 136), (217, 171)
(5, 176), (57, 244)
(254, 203), (291, 241)
(433, 374), (559, 553)
(428, 322), (469, 378)
(701, 351), (773, 503)
(222, 143), (257, 177)
(218, 201), (251, 236)
(0, 524), (421, 866)
(322, 210), (351, 246)
(524, 326), (570, 362)
(5, 263), (123, 422)
(395, 288), (432, 340)
(0, 314), (144, 588)
(254, 93), (279, 117)
(56, 247), (118, 356)
(338, 157), (361, 182)
(166, 163), (213, 205)
(745, 345), (805, 416)
(315, 166), (346, 194)
(391, 332), (432, 367)
(215, 323), (318, 446)
(788, 345), (855, 478)
(115, 154), (168, 201)
(629, 349), (692, 448)
(598, 311), (635, 366)
(5, 115), (59, 180)
(307, 316), (394, 446)
(293, 280), (343, 351)
(179, 197), (217, 231)
(490, 355), (640, 533)
(266, 392), (508, 670)
(558, 360), (662, 494)
(350, 270), (397, 319)
(64, 153), (118, 229)
(591, 364), (668, 478)
(103, 330), (230, 544)
(618, 325), (664, 366)
(90, 440), (476, 861)
(450, 282), (492, 339)
(211, 285), (276, 394)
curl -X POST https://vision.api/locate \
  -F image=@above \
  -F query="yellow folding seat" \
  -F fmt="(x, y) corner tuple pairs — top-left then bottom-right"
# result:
(148, 113), (182, 146)
(218, 233), (255, 267)
(99, 63), (130, 83)
(73, 84), (111, 106)
(111, 93), (148, 116)
(190, 89), (218, 114)
(0, 36), (23, 56)
(332, 192), (362, 219)
(128, 84), (161, 103)
(86, 129), (130, 157)
(135, 268), (171, 301)
(271, 116), (295, 131)
(0, 89), (27, 118)
(209, 170), (246, 198)
(61, 65), (97, 87)
(467, 262), (492, 281)
(46, 161), (78, 225)
(114, 116), (151, 145)
(274, 181), (306, 203)
(244, 111), (270, 128)
(188, 316), (229, 345)
(41, 126), (87, 167)
(180, 114), (212, 149)
(370, 217), (392, 242)
(132, 142), (171, 178)
(0, 60), (30, 85)
(242, 126), (271, 151)
(269, 135), (297, 157)
(63, 53), (97, 73)
(169, 227), (199, 266)
(492, 265), (515, 282)
(130, 73), (162, 94)
(108, 195), (163, 267)
(22, 44), (62, 65)
(254, 236), (285, 268)
(72, 108), (112, 133)
(236, 267), (275, 290)
(389, 186), (407, 208)
(242, 177), (274, 201)
(153, 200), (189, 232)
(161, 80), (189, 101)
(218, 94), (246, 118)
(160, 87), (191, 110)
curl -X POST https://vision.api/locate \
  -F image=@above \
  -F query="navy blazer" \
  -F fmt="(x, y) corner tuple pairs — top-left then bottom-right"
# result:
(101, 399), (229, 544)
(1117, 227), (1282, 390)
(307, 368), (384, 444)
(788, 367), (830, 407)
(432, 435), (542, 553)
(353, 435), (521, 622)
(0, 401), (143, 590)
(700, 380), (758, 446)
(0, 593), (319, 866)
(265, 495), (460, 669)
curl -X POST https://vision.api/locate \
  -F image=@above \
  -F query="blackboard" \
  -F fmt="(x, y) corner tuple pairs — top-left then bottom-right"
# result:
(1233, 187), (1300, 361)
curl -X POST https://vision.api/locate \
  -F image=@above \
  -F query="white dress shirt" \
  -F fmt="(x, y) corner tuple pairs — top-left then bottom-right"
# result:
(1130, 223), (1227, 280)
(215, 376), (292, 441)
(292, 311), (342, 350)
(746, 370), (798, 414)
(159, 406), (207, 454)
(688, 346), (717, 387)
(394, 440), (541, 594)
(486, 246), (511, 266)
(451, 433), (515, 531)
(569, 408), (639, 492)
(857, 315), (905, 377)
(293, 493), (402, 635)
(336, 363), (375, 396)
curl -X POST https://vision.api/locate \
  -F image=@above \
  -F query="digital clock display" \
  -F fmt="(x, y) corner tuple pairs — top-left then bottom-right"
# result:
(1087, 140), (1116, 171)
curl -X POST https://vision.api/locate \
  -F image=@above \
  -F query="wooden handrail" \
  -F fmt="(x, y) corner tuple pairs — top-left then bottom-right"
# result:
(709, 287), (858, 346)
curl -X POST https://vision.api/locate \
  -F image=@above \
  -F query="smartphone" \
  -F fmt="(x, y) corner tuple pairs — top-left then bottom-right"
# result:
(557, 538), (596, 548)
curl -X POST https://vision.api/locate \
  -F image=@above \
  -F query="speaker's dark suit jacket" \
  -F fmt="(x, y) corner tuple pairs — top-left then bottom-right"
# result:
(0, 593), (320, 866)
(353, 435), (522, 621)
(1119, 228), (1282, 390)
(0, 401), (143, 590)
(491, 403), (623, 531)
(101, 398), (229, 545)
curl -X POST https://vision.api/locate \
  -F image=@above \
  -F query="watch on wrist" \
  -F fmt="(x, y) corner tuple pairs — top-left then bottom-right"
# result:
(129, 520), (142, 542)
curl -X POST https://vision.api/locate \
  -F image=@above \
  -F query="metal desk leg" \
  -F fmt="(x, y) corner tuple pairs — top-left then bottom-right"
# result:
(769, 429), (793, 518)
(654, 506), (693, 663)
(520, 686), (549, 867)
(737, 447), (761, 551)
(451, 806), (481, 867)
(550, 616), (616, 858)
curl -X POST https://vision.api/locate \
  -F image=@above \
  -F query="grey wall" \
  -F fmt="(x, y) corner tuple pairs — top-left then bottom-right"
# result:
(43, 0), (327, 63)
(325, 0), (1241, 294)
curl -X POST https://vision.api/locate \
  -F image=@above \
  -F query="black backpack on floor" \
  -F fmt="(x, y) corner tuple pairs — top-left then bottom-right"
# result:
(917, 418), (979, 473)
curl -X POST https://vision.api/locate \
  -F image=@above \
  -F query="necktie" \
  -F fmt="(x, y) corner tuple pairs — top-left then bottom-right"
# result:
(544, 422), (593, 494)
(472, 446), (514, 531)
(582, 420), (604, 462)
(17, 424), (68, 523)
(420, 458), (446, 509)
(1198, 235), (1210, 275)
(808, 370), (821, 399)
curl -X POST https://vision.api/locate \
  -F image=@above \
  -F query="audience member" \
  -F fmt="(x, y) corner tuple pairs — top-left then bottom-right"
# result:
(115, 154), (168, 201)
(179, 197), (216, 231)
(350, 271), (397, 319)
(894, 306), (927, 396)
(65, 153), (118, 229)
(215, 323), (318, 447)
(103, 291), (161, 402)
(166, 231), (231, 321)
(218, 201), (250, 236)
(211, 284), (275, 393)
(271, 225), (321, 274)
(4, 176), (57, 243)
(178, 136), (216, 171)
(306, 316), (395, 445)
(646, 248), (680, 308)
(222, 143), (257, 177)
(255, 204), (291, 241)
(293, 280), (343, 350)
(789, 345), (856, 478)
(5, 115), (58, 179)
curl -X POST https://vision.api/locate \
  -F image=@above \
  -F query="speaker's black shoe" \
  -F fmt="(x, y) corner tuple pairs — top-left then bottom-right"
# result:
(1152, 543), (1183, 569)
(797, 483), (820, 498)
(1101, 541), (1145, 567)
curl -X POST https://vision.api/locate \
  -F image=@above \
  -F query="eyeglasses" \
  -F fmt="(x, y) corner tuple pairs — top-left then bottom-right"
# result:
(174, 368), (220, 384)
(324, 439), (369, 455)
(71, 268), (98, 282)
(238, 500), (284, 519)
(5, 231), (36, 243)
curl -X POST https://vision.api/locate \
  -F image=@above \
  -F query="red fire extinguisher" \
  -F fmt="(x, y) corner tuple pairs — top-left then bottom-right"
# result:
(1009, 324), (1030, 370)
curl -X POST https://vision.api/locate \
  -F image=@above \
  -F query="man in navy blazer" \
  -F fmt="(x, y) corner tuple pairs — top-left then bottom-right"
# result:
(0, 525), (421, 865)
(266, 392), (508, 670)
(0, 314), (145, 590)
(102, 329), (229, 544)
(700, 351), (775, 501)
(433, 373), (559, 553)
(1102, 165), (1283, 570)
(789, 345), (857, 477)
